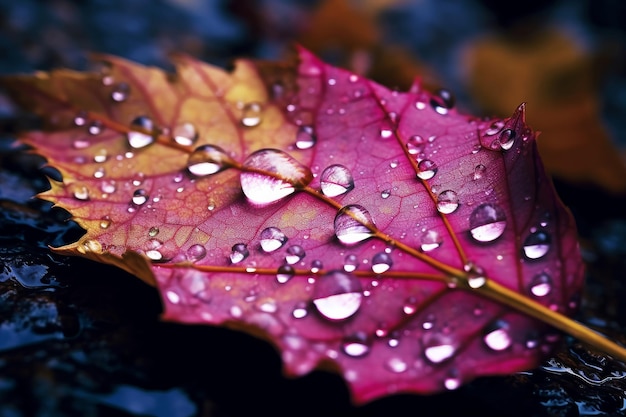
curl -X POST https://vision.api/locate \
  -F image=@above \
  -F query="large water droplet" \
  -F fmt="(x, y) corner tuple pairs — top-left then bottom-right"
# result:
(371, 252), (392, 274)
(295, 126), (316, 149)
(320, 164), (354, 197)
(276, 264), (295, 284)
(285, 245), (305, 265)
(132, 189), (148, 205)
(420, 229), (442, 252)
(343, 254), (358, 272)
(230, 243), (249, 264)
(436, 190), (459, 214)
(312, 271), (362, 321)
(241, 102), (263, 127)
(417, 159), (437, 180)
(240, 149), (313, 205)
(498, 128), (516, 151)
(187, 144), (233, 176)
(522, 231), (551, 259)
(173, 122), (198, 146)
(334, 205), (375, 245)
(469, 203), (507, 242)
(127, 116), (155, 149)
(111, 82), (130, 102)
(187, 244), (207, 261)
(529, 272), (552, 297)
(406, 135), (425, 155)
(342, 333), (370, 357)
(430, 88), (455, 115)
(483, 320), (512, 351)
(424, 341), (456, 364)
(260, 227), (287, 252)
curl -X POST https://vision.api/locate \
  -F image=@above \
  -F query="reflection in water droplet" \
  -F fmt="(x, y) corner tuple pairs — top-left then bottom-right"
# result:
(334, 205), (375, 245)
(296, 125), (316, 149)
(276, 264), (295, 284)
(529, 272), (552, 297)
(406, 135), (425, 155)
(240, 149), (313, 205)
(187, 144), (233, 176)
(436, 190), (459, 214)
(380, 189), (391, 199)
(320, 164), (354, 197)
(343, 254), (358, 272)
(473, 164), (486, 180)
(111, 82), (130, 102)
(241, 102), (263, 127)
(312, 271), (362, 321)
(420, 229), (442, 252)
(469, 203), (507, 242)
(101, 181), (116, 194)
(485, 120), (504, 135)
(444, 377), (461, 390)
(342, 333), (371, 357)
(430, 88), (455, 115)
(260, 227), (288, 252)
(230, 243), (249, 264)
(127, 116), (155, 149)
(424, 342), (456, 364)
(285, 245), (305, 265)
(371, 252), (392, 274)
(292, 302), (308, 319)
(71, 184), (90, 201)
(173, 122), (198, 146)
(417, 159), (437, 180)
(523, 231), (551, 259)
(148, 226), (159, 237)
(99, 216), (111, 229)
(88, 121), (103, 135)
(132, 189), (148, 205)
(187, 244), (207, 261)
(73, 112), (88, 127)
(73, 139), (89, 149)
(385, 357), (408, 373)
(499, 128), (516, 151)
(483, 321), (512, 351)
(310, 260), (323, 274)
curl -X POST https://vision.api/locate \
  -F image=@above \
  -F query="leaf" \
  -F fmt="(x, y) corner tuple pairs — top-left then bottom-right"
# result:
(3, 47), (623, 404)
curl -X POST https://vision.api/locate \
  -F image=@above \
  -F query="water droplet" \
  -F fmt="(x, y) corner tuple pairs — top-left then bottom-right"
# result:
(260, 227), (287, 252)
(79, 239), (102, 254)
(146, 249), (163, 261)
(101, 181), (116, 194)
(467, 274), (486, 289)
(334, 205), (375, 245)
(73, 112), (88, 127)
(295, 126), (316, 149)
(430, 88), (455, 115)
(148, 226), (159, 237)
(187, 144), (233, 176)
(312, 271), (362, 321)
(371, 252), (392, 274)
(132, 189), (148, 205)
(71, 184), (90, 201)
(241, 102), (263, 127)
(417, 159), (437, 180)
(73, 139), (89, 149)
(485, 120), (504, 135)
(444, 377), (461, 390)
(406, 135), (425, 155)
(420, 229), (442, 252)
(88, 121), (103, 135)
(229, 243), (249, 264)
(380, 128), (393, 139)
(240, 149), (313, 205)
(292, 302), (308, 319)
(436, 190), (459, 214)
(276, 264), (295, 284)
(310, 260), (323, 273)
(342, 333), (370, 357)
(230, 305), (243, 318)
(99, 216), (111, 229)
(424, 341), (456, 364)
(499, 128), (516, 151)
(187, 244), (207, 261)
(469, 203), (507, 242)
(385, 357), (408, 373)
(285, 245), (305, 265)
(529, 272), (552, 297)
(523, 231), (551, 259)
(380, 189), (391, 199)
(343, 254), (358, 272)
(320, 164), (354, 197)
(111, 82), (130, 102)
(127, 116), (155, 149)
(422, 314), (435, 330)
(473, 164), (486, 180)
(483, 321), (512, 351)
(173, 122), (198, 146)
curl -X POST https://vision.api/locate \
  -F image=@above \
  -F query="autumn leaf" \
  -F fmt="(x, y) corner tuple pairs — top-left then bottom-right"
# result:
(3, 47), (625, 404)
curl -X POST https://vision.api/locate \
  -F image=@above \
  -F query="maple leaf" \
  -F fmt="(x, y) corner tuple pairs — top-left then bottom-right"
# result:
(3, 47), (625, 403)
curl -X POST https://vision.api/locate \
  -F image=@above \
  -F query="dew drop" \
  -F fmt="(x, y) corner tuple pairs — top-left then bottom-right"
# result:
(88, 121), (103, 135)
(240, 149), (313, 205)
(342, 333), (371, 357)
(101, 181), (116, 194)
(371, 252), (392, 274)
(380, 128), (393, 139)
(444, 377), (461, 390)
(420, 229), (442, 252)
(148, 226), (159, 237)
(127, 116), (155, 149)
(187, 244), (207, 261)
(485, 120), (505, 135)
(385, 357), (408, 373)
(343, 254), (358, 272)
(469, 203), (507, 242)
(334, 205), (375, 245)
(522, 231), (551, 259)
(285, 245), (305, 265)
(99, 216), (111, 229)
(173, 122), (199, 146)
(320, 164), (354, 197)
(312, 270), (362, 321)
(483, 320), (512, 351)
(187, 144), (233, 176)
(79, 239), (102, 254)
(430, 88), (455, 115)
(467, 274), (487, 289)
(310, 260), (323, 274)
(229, 243), (249, 264)
(292, 302), (308, 319)
(499, 128), (516, 151)
(436, 190), (459, 214)
(424, 341), (456, 364)
(73, 112), (88, 127)
(380, 189), (391, 199)
(111, 82), (130, 102)
(406, 135), (425, 155)
(389, 160), (399, 168)
(73, 139), (89, 149)
(276, 264), (295, 284)
(241, 102), (263, 127)
(473, 164), (486, 180)
(132, 189), (148, 205)
(71, 184), (90, 201)
(417, 159), (437, 180)
(260, 227), (288, 252)
(295, 125), (316, 149)
(529, 272), (552, 297)
(146, 249), (163, 261)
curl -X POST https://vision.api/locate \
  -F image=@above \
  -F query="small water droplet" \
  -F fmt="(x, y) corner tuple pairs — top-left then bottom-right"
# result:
(79, 239), (102, 254)
(320, 164), (354, 197)
(380, 189), (391, 199)
(310, 260), (323, 273)
(101, 181), (116, 194)
(424, 341), (456, 364)
(523, 231), (551, 259)
(473, 164), (486, 180)
(285, 245), (305, 265)
(420, 229), (442, 252)
(529, 272), (552, 297)
(229, 243), (249, 264)
(73, 111), (88, 127)
(148, 226), (159, 237)
(71, 184), (90, 201)
(444, 377), (461, 390)
(422, 314), (435, 330)
(292, 302), (308, 319)
(276, 264), (295, 284)
(132, 189), (148, 205)
(173, 122), (198, 146)
(111, 82), (130, 102)
(295, 125), (316, 149)
(436, 190), (459, 214)
(241, 102), (263, 127)
(485, 120), (505, 135)
(312, 270), (362, 321)
(342, 333), (370, 357)
(93, 167), (105, 179)
(380, 128), (393, 139)
(72, 139), (89, 149)
(187, 144), (233, 176)
(499, 128), (516, 150)
(260, 227), (288, 252)
(417, 159), (437, 180)
(334, 205), (375, 245)
(88, 121), (103, 135)
(403, 297), (418, 315)
(187, 244), (207, 261)
(430, 88), (455, 115)
(99, 216), (111, 229)
(343, 254), (358, 272)
(127, 116), (155, 149)
(230, 305), (243, 318)
(483, 320), (512, 351)
(406, 135), (425, 155)
(146, 249), (163, 261)
(469, 203), (507, 242)
(371, 252), (392, 274)
(467, 274), (486, 289)
(241, 149), (313, 205)
(385, 357), (408, 373)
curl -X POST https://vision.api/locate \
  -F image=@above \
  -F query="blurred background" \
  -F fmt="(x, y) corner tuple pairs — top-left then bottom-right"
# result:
(1, 1), (626, 416)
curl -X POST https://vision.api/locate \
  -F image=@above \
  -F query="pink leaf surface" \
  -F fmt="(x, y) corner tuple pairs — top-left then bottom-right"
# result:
(4, 47), (584, 403)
